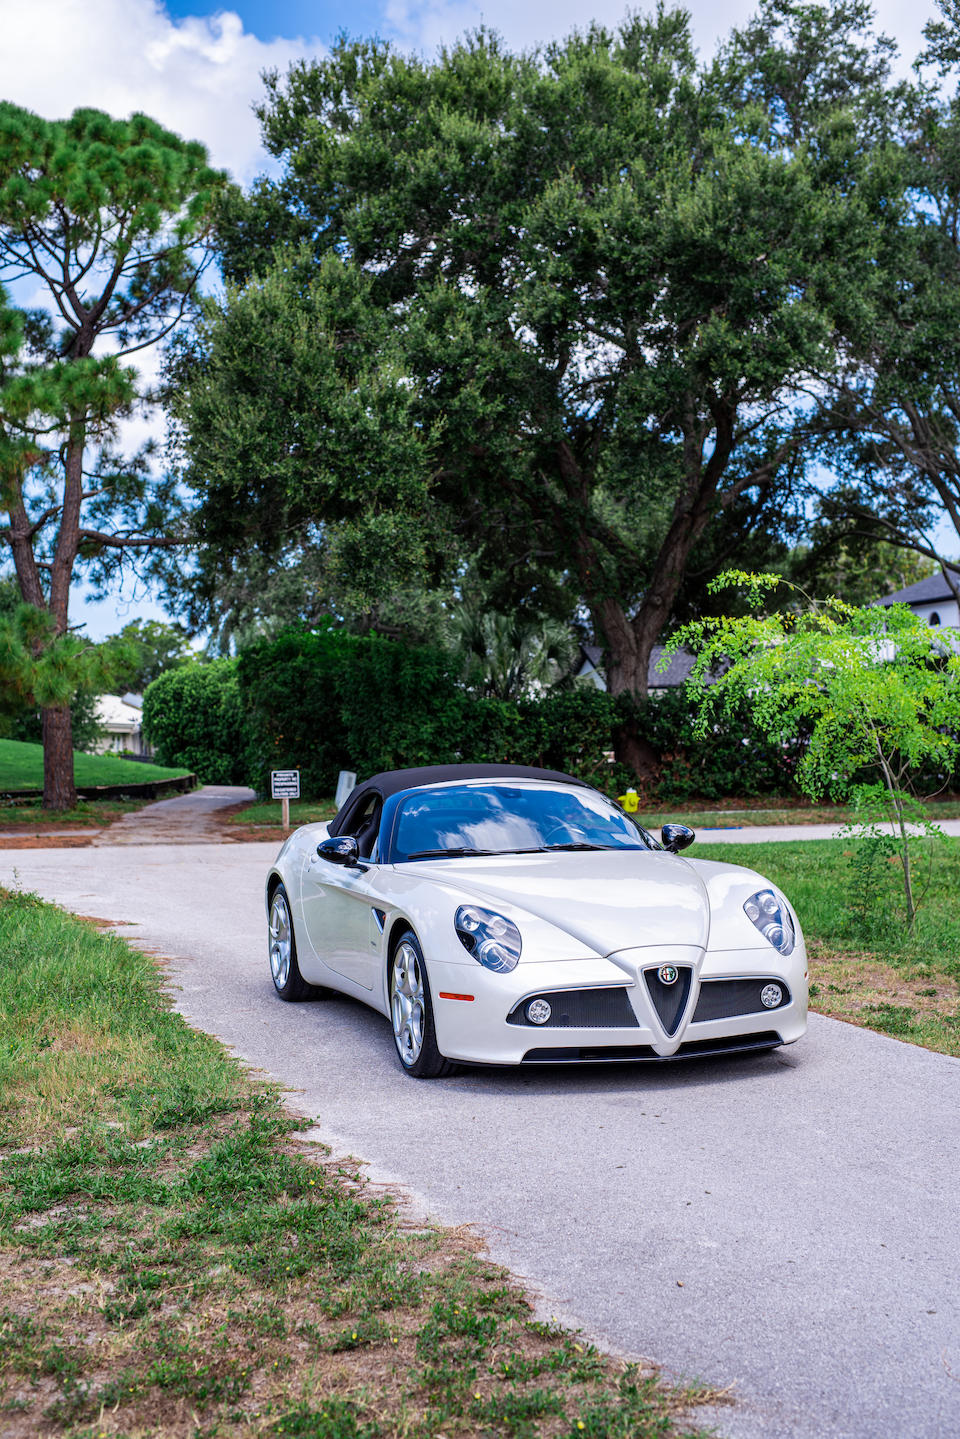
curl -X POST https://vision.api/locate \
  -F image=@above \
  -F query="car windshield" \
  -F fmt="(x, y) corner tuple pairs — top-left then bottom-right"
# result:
(392, 783), (661, 861)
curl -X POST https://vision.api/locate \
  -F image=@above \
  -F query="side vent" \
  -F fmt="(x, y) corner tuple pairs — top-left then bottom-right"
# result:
(372, 908), (386, 933)
(643, 966), (692, 1036)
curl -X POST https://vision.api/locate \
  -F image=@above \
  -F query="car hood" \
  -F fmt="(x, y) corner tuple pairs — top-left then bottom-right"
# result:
(403, 849), (711, 955)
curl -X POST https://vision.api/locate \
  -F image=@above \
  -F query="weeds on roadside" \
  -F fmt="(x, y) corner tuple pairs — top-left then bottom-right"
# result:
(0, 889), (718, 1437)
(841, 784), (946, 939)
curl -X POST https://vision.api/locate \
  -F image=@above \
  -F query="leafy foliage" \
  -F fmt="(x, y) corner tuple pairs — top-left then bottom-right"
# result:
(110, 618), (194, 693)
(181, 5), (895, 729)
(0, 105), (224, 805)
(142, 660), (247, 785)
(143, 624), (817, 803)
(671, 572), (960, 926)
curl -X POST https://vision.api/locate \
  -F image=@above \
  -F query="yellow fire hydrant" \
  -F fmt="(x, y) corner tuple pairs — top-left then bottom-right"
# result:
(617, 788), (640, 813)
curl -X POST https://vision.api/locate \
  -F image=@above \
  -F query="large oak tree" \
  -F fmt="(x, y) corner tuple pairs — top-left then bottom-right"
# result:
(187, 5), (895, 773)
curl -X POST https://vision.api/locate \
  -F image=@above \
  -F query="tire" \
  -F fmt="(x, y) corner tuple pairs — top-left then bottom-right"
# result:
(389, 930), (455, 1078)
(268, 883), (319, 1001)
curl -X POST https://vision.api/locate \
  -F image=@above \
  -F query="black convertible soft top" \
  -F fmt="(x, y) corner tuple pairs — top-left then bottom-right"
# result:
(327, 763), (589, 836)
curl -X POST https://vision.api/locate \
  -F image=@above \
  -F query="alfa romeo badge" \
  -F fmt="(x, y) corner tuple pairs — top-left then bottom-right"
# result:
(658, 965), (679, 985)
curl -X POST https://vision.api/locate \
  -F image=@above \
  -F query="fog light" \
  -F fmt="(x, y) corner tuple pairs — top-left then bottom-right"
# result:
(761, 983), (783, 1009)
(526, 998), (552, 1025)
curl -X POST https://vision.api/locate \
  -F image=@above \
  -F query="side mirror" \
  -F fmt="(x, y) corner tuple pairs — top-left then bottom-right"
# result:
(317, 835), (361, 866)
(661, 823), (695, 854)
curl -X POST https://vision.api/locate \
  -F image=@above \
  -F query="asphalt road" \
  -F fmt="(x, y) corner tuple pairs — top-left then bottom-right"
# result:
(3, 834), (959, 1439)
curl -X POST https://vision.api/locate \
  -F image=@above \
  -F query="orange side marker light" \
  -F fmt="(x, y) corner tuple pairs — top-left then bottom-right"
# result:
(439, 991), (475, 1002)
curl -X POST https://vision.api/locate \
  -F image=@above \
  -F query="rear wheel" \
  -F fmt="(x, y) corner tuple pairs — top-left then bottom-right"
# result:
(390, 931), (454, 1078)
(268, 884), (318, 1001)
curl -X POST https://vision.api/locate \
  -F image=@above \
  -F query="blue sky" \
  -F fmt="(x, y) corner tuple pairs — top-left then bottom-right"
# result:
(164, 0), (388, 44)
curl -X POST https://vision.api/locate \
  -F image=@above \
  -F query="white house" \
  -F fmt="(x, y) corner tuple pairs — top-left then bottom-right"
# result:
(92, 693), (150, 756)
(876, 567), (960, 628)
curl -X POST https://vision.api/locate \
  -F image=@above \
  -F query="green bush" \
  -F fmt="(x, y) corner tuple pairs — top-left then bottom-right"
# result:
(142, 624), (820, 802)
(233, 627), (810, 801)
(142, 660), (249, 784)
(636, 688), (806, 801)
(237, 627), (474, 797)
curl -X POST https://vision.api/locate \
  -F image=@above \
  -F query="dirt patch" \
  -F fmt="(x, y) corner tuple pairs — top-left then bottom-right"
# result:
(72, 916), (134, 930)
(221, 824), (288, 843)
(808, 945), (960, 1056)
(0, 833), (96, 849)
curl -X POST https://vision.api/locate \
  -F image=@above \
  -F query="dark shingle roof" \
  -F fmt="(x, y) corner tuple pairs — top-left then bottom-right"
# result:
(580, 643), (719, 688)
(877, 567), (960, 607)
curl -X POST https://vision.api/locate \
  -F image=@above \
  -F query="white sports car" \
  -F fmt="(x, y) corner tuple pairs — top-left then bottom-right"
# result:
(265, 764), (808, 1077)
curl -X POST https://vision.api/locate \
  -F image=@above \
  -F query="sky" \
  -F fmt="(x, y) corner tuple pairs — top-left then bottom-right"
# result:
(0, 0), (948, 637)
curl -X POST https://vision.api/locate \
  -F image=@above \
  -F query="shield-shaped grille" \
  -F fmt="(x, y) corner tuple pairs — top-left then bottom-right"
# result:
(643, 966), (692, 1036)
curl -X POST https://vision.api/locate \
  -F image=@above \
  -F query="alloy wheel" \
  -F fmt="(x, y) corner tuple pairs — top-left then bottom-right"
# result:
(269, 890), (292, 990)
(391, 941), (425, 1066)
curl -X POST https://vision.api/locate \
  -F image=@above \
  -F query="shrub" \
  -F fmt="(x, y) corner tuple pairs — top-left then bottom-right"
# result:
(233, 625), (813, 801)
(637, 688), (806, 801)
(142, 660), (248, 783)
(237, 627), (473, 796)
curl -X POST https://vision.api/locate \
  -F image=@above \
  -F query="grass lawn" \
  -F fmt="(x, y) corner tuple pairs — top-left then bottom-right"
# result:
(227, 798), (338, 828)
(0, 738), (190, 793)
(696, 836), (960, 1057)
(636, 797), (960, 830)
(0, 890), (719, 1439)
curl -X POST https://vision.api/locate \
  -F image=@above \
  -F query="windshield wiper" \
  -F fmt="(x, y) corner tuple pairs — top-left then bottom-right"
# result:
(537, 842), (613, 851)
(406, 847), (499, 859)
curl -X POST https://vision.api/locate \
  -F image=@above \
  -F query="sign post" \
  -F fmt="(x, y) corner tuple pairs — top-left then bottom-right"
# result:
(271, 769), (300, 831)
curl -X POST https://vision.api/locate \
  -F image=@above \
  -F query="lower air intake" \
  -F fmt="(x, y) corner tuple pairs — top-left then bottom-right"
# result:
(507, 986), (638, 1028)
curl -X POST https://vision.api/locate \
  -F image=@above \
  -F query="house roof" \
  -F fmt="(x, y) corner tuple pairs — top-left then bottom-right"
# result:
(877, 567), (960, 607)
(580, 643), (719, 687)
(94, 694), (144, 730)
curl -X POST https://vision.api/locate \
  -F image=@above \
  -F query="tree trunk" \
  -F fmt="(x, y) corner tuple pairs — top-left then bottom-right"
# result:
(42, 707), (77, 811)
(37, 419), (85, 811)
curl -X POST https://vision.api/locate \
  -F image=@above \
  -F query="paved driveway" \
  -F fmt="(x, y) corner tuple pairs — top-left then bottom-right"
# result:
(2, 839), (958, 1439)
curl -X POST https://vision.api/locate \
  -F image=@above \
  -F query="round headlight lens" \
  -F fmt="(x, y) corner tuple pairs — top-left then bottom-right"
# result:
(455, 905), (522, 972)
(743, 889), (795, 955)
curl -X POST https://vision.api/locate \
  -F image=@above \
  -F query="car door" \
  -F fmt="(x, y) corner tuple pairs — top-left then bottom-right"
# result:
(299, 796), (382, 991)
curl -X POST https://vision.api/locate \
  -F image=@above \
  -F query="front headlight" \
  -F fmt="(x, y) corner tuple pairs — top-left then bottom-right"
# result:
(744, 889), (795, 956)
(455, 905), (522, 973)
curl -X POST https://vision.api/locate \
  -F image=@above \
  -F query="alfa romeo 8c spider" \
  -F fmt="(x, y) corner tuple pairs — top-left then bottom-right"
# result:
(265, 764), (807, 1077)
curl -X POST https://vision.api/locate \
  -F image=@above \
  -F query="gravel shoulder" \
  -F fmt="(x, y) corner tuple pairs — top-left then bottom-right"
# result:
(1, 838), (958, 1439)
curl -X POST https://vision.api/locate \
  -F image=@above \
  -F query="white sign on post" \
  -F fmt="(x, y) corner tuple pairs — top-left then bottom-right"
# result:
(271, 769), (300, 831)
(271, 770), (300, 799)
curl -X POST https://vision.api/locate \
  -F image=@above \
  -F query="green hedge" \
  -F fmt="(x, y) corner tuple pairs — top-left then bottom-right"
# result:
(142, 659), (248, 784)
(236, 627), (475, 798)
(142, 627), (814, 801)
(236, 628), (806, 800)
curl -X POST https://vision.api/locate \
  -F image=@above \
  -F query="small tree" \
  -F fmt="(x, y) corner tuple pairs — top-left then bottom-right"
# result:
(0, 105), (224, 808)
(668, 573), (960, 930)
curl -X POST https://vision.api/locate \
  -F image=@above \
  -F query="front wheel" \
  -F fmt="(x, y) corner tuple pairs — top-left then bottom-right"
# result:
(269, 884), (318, 1001)
(390, 931), (455, 1078)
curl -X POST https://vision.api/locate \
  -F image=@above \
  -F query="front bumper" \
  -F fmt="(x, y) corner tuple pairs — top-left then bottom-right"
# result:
(429, 941), (807, 1065)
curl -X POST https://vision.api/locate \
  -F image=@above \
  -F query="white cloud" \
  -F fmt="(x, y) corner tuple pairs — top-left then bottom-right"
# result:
(0, 0), (326, 184)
